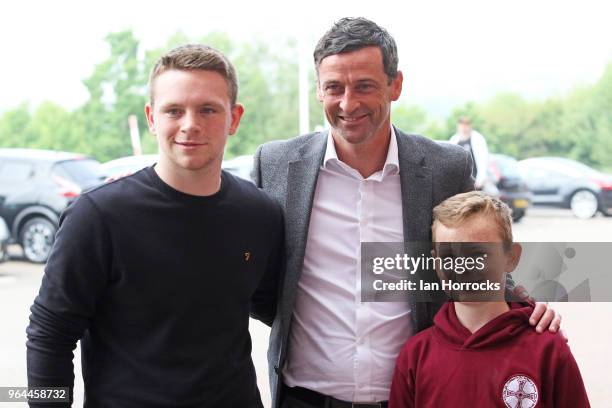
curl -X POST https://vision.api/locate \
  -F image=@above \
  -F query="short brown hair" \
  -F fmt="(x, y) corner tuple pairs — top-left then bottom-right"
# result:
(432, 191), (513, 244)
(149, 44), (238, 105)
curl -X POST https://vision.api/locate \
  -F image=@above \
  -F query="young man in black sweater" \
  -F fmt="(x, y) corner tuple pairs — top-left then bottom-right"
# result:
(26, 44), (283, 407)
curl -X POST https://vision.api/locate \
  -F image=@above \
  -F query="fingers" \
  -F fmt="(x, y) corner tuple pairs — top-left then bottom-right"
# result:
(536, 308), (555, 334)
(548, 311), (562, 333)
(529, 302), (547, 326)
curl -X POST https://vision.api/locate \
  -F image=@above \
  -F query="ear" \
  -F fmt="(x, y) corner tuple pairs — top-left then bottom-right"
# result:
(390, 70), (403, 101)
(505, 243), (523, 272)
(145, 103), (156, 134)
(228, 103), (245, 136)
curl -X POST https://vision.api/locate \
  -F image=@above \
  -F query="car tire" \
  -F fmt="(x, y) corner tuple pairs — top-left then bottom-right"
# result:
(569, 189), (599, 219)
(0, 243), (8, 262)
(512, 210), (525, 223)
(19, 217), (57, 264)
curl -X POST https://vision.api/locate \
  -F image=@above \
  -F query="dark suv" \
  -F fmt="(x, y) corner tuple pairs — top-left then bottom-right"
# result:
(0, 149), (103, 263)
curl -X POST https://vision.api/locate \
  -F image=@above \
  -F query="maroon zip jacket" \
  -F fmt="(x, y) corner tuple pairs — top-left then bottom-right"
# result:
(389, 302), (590, 408)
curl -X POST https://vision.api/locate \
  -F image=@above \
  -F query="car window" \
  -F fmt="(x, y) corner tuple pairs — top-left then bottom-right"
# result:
(523, 159), (599, 178)
(53, 159), (102, 187)
(0, 161), (34, 181)
(493, 156), (521, 178)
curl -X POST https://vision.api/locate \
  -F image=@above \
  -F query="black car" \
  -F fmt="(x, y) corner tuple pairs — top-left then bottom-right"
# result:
(0, 149), (103, 263)
(518, 157), (612, 219)
(488, 154), (531, 222)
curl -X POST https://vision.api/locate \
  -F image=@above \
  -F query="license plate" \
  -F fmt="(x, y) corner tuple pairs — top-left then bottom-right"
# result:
(513, 199), (529, 209)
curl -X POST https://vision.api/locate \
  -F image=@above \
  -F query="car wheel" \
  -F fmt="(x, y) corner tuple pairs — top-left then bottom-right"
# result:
(0, 243), (7, 262)
(19, 217), (57, 263)
(569, 189), (599, 219)
(512, 210), (525, 223)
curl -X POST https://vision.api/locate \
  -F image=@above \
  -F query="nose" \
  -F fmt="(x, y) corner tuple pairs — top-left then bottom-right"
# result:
(180, 109), (202, 135)
(338, 88), (360, 114)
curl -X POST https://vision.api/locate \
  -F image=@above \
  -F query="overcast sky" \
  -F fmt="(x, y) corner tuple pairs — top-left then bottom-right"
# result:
(2, 0), (611, 118)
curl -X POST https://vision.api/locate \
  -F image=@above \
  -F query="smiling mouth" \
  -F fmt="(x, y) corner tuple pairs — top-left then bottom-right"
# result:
(338, 114), (368, 123)
(174, 141), (205, 147)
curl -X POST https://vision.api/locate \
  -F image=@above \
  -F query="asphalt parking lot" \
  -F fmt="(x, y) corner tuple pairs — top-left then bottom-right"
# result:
(0, 207), (610, 407)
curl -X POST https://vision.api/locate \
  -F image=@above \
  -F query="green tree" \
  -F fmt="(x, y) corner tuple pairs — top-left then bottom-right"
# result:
(76, 29), (149, 161)
(391, 103), (428, 136)
(0, 103), (33, 147)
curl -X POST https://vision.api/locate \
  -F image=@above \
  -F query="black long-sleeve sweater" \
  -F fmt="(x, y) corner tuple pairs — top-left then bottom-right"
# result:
(26, 166), (283, 407)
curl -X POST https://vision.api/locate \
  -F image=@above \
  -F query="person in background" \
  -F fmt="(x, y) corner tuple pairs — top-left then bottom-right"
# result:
(450, 117), (490, 190)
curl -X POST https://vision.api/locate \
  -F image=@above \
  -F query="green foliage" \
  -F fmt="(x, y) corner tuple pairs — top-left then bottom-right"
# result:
(391, 103), (428, 135)
(0, 30), (610, 171)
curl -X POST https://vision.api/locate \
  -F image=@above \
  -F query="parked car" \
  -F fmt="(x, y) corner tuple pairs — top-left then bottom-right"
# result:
(100, 154), (254, 182)
(517, 157), (612, 219)
(488, 154), (531, 222)
(0, 149), (103, 263)
(99, 154), (158, 181)
(222, 155), (254, 182)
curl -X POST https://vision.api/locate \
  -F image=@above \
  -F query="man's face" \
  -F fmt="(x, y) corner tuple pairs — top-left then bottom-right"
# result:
(458, 121), (472, 137)
(433, 215), (521, 301)
(316, 46), (402, 148)
(145, 69), (243, 174)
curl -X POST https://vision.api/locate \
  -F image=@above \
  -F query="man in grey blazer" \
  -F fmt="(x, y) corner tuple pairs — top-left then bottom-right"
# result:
(253, 17), (561, 408)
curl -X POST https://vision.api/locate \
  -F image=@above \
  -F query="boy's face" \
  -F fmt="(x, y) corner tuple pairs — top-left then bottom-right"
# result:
(433, 214), (522, 301)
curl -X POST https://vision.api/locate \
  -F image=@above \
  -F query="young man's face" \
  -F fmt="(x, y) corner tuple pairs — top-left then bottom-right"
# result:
(316, 46), (402, 148)
(145, 69), (243, 174)
(433, 214), (521, 301)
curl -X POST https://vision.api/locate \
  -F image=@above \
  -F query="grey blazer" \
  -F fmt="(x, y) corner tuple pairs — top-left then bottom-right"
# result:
(252, 127), (474, 407)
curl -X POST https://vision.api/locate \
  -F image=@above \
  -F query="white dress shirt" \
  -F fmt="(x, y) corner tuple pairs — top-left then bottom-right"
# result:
(283, 128), (413, 402)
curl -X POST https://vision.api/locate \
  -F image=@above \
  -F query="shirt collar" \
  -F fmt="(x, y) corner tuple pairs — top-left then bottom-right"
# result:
(323, 126), (400, 178)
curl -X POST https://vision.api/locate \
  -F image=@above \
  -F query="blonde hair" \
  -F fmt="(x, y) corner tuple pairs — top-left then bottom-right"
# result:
(149, 44), (238, 106)
(432, 191), (513, 244)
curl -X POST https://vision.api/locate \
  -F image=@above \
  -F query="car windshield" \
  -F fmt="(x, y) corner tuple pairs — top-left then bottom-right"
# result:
(523, 158), (601, 178)
(552, 158), (601, 176)
(53, 159), (103, 187)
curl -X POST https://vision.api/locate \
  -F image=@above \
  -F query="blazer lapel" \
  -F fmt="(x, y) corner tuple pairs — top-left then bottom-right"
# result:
(395, 128), (437, 330)
(282, 133), (327, 317)
(396, 128), (433, 242)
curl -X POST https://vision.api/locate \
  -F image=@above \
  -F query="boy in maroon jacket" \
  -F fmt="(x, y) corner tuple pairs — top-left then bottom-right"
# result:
(389, 191), (590, 408)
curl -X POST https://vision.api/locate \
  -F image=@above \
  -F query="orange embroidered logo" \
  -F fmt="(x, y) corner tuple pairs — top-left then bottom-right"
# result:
(244, 252), (251, 261)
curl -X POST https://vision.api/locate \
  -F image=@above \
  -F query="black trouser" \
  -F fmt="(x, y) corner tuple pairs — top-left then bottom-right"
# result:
(281, 384), (388, 408)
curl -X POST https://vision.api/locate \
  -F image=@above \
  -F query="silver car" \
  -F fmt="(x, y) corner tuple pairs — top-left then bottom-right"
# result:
(518, 157), (612, 219)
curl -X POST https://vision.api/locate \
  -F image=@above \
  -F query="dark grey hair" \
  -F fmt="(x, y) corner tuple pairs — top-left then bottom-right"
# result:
(313, 17), (399, 81)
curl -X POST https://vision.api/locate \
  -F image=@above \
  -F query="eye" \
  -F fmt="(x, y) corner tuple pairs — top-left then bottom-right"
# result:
(356, 83), (375, 92)
(166, 108), (183, 117)
(200, 107), (216, 114)
(324, 84), (343, 95)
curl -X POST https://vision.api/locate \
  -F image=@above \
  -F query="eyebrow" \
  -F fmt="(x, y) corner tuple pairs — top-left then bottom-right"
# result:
(321, 80), (341, 87)
(159, 101), (225, 110)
